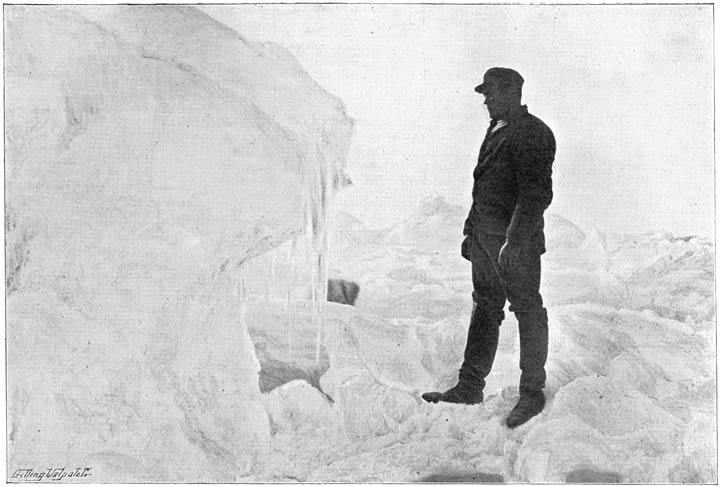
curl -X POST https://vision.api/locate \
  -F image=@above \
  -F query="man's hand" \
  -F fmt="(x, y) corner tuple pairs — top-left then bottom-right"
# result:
(498, 241), (523, 271)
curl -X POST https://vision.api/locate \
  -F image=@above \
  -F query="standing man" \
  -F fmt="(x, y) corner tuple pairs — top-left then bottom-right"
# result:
(422, 68), (555, 429)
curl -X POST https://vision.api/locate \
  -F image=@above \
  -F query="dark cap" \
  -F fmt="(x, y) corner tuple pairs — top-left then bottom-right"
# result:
(474, 67), (524, 94)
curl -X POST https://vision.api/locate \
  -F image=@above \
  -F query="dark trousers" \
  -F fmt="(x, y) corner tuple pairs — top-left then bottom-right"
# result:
(460, 232), (548, 393)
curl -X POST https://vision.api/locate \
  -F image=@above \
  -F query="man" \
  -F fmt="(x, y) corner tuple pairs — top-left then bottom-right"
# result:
(422, 67), (555, 429)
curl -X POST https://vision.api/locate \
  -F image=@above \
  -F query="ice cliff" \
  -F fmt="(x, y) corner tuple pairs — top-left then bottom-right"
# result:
(5, 5), (352, 481)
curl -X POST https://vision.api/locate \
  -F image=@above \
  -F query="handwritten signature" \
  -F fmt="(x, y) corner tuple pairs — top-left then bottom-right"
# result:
(11, 468), (92, 482)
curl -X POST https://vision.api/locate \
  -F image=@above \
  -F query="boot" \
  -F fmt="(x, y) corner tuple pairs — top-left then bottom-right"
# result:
(421, 382), (483, 404)
(516, 308), (549, 394)
(422, 303), (500, 405)
(506, 390), (545, 428)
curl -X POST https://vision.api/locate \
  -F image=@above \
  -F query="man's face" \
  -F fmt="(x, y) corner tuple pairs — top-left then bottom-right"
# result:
(483, 83), (514, 120)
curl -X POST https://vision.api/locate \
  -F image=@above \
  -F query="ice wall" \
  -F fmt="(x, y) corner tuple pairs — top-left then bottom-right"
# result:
(5, 5), (352, 481)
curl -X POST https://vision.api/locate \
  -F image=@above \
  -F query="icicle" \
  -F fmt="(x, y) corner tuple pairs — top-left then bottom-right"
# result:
(307, 174), (317, 362)
(306, 188), (320, 364)
(237, 267), (247, 327)
(286, 239), (296, 314)
(269, 248), (277, 301)
(309, 158), (331, 367)
(287, 237), (297, 357)
(263, 254), (270, 302)
(289, 146), (334, 367)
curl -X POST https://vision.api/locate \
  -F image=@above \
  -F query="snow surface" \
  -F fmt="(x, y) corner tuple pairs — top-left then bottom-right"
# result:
(239, 197), (715, 483)
(5, 5), (716, 484)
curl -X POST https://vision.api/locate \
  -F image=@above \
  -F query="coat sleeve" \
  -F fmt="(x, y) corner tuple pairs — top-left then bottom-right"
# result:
(506, 123), (555, 246)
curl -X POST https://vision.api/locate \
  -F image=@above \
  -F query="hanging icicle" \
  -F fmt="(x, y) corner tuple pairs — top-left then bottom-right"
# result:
(237, 266), (248, 328)
(309, 154), (332, 367)
(287, 237), (298, 357)
(270, 247), (277, 302)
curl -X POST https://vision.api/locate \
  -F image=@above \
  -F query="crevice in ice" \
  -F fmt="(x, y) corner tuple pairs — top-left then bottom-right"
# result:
(327, 279), (360, 306)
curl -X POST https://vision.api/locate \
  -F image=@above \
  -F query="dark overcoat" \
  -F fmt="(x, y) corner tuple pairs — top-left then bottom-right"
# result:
(463, 105), (555, 260)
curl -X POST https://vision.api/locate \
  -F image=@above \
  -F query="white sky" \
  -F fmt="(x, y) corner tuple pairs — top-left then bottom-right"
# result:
(202, 5), (714, 237)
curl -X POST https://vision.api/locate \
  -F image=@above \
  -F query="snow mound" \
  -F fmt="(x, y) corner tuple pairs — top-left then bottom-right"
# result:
(381, 196), (466, 251)
(544, 213), (586, 250)
(308, 200), (715, 482)
(623, 244), (714, 324)
(517, 376), (685, 482)
(551, 376), (682, 437)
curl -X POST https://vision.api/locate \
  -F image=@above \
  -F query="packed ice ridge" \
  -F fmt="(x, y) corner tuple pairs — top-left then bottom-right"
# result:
(5, 5), (716, 483)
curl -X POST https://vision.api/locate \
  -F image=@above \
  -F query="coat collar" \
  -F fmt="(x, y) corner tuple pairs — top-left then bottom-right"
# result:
(492, 104), (528, 125)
